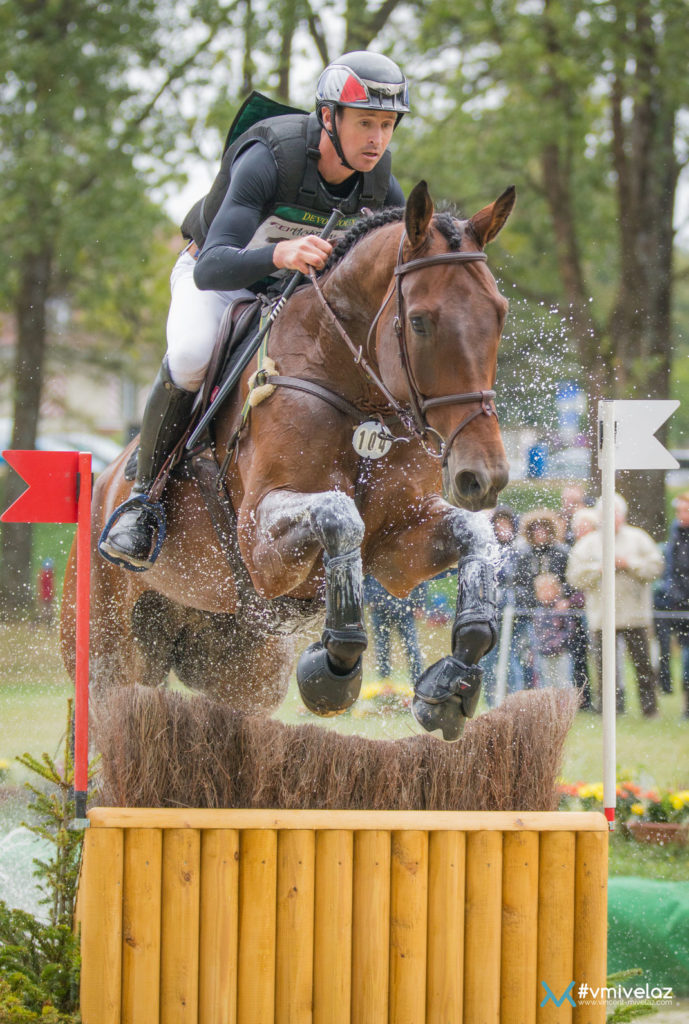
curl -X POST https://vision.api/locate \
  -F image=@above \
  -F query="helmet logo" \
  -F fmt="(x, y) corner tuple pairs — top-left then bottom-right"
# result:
(339, 74), (369, 104)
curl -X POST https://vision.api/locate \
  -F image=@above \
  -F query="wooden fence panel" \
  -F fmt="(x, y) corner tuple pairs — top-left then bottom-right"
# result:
(537, 831), (576, 1024)
(275, 829), (316, 1024)
(464, 830), (503, 1024)
(80, 826), (124, 1024)
(160, 829), (200, 1024)
(426, 830), (465, 1024)
(351, 830), (391, 1024)
(313, 830), (354, 1024)
(573, 831), (608, 1024)
(78, 810), (608, 1024)
(501, 831), (539, 1024)
(121, 828), (162, 1024)
(389, 830), (428, 1024)
(199, 829), (239, 1024)
(237, 829), (278, 1024)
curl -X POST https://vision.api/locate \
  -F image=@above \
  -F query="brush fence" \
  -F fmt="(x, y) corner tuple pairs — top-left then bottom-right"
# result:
(78, 808), (607, 1024)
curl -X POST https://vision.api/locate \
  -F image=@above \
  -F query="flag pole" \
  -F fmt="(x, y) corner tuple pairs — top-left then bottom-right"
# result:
(599, 401), (616, 829)
(74, 451), (92, 824)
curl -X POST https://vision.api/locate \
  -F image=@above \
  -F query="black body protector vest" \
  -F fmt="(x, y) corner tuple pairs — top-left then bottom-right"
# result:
(180, 109), (392, 250)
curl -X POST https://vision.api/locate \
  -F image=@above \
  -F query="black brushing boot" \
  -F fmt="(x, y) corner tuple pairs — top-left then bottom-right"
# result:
(296, 549), (368, 715)
(412, 556), (497, 741)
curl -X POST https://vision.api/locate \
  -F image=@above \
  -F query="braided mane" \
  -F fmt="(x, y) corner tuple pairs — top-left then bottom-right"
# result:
(323, 207), (465, 272)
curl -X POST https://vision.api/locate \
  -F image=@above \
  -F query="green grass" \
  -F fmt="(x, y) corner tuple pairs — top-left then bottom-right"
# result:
(608, 829), (689, 881)
(0, 624), (72, 779)
(1, 619), (688, 879)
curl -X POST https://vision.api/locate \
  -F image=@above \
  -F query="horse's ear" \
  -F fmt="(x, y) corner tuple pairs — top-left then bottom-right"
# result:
(405, 180), (434, 248)
(469, 185), (516, 248)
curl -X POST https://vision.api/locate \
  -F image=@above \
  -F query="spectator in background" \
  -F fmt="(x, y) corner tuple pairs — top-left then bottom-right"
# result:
(566, 493), (663, 716)
(483, 506), (522, 705)
(36, 558), (55, 627)
(566, 507), (599, 710)
(533, 572), (573, 689)
(513, 509), (571, 687)
(363, 575), (423, 683)
(571, 507), (598, 541)
(654, 490), (689, 717)
(560, 483), (587, 545)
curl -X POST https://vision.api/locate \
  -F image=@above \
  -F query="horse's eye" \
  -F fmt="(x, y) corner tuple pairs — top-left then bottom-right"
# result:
(409, 314), (431, 336)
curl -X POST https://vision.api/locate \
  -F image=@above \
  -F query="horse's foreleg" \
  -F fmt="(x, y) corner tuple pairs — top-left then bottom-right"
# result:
(413, 507), (498, 741)
(372, 504), (498, 741)
(250, 490), (367, 715)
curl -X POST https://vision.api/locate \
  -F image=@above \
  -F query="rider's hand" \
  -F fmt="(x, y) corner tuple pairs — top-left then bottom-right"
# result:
(273, 235), (333, 275)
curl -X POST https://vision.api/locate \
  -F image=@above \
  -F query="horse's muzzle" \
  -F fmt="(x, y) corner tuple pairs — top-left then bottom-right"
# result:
(442, 461), (509, 511)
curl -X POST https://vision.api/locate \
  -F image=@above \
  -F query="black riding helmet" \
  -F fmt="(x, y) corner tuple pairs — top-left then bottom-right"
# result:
(316, 51), (410, 170)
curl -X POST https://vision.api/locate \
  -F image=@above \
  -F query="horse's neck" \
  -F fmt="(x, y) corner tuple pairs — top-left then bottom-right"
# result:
(330, 223), (401, 302)
(314, 224), (402, 347)
(269, 223), (402, 402)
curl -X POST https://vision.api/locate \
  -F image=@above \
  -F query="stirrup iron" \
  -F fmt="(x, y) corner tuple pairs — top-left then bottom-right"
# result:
(98, 493), (167, 572)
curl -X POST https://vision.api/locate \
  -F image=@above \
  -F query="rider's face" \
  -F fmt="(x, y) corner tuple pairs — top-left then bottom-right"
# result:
(328, 107), (396, 171)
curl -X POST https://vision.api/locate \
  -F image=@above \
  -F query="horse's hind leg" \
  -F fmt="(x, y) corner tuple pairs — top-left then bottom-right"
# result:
(246, 489), (367, 716)
(169, 609), (295, 713)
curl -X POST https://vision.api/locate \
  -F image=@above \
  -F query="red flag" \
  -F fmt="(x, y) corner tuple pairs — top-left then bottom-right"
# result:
(1, 450), (80, 523)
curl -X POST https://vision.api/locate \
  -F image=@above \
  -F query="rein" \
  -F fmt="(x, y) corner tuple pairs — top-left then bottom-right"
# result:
(305, 233), (497, 463)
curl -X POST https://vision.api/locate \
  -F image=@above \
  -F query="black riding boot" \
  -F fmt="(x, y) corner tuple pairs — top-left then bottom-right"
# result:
(100, 358), (196, 568)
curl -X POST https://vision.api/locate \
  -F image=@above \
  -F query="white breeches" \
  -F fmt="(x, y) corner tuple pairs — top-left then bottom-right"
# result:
(166, 250), (251, 391)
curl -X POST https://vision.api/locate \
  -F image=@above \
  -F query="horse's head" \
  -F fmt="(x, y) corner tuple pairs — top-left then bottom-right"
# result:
(376, 181), (514, 511)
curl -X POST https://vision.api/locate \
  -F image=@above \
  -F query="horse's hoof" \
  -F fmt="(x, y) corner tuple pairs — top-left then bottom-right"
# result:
(411, 655), (483, 742)
(296, 641), (362, 716)
(411, 694), (467, 742)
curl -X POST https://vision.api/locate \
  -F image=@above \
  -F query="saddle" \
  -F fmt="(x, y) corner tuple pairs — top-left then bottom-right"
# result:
(124, 293), (262, 482)
(198, 291), (262, 418)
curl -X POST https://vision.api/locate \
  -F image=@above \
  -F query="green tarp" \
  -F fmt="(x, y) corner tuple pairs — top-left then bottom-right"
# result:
(608, 877), (689, 996)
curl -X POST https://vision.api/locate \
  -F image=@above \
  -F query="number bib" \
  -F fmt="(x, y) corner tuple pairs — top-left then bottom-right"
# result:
(352, 421), (394, 459)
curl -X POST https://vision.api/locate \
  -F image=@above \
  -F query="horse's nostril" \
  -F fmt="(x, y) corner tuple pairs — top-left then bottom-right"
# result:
(456, 471), (484, 497)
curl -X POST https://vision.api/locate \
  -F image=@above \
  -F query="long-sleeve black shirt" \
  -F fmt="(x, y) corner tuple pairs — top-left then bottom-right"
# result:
(193, 141), (404, 293)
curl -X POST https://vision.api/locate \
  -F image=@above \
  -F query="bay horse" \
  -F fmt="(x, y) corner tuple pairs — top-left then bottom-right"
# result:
(61, 181), (514, 741)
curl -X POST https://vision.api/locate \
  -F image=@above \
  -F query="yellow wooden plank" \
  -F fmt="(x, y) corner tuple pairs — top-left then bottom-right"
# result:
(276, 829), (316, 1024)
(160, 829), (201, 1024)
(313, 830), (353, 1024)
(121, 828), (163, 1024)
(88, 808), (608, 832)
(537, 832), (575, 1024)
(79, 826), (124, 1024)
(199, 830), (239, 1024)
(237, 829), (278, 1024)
(573, 831), (608, 1024)
(351, 830), (391, 1024)
(464, 830), (503, 1024)
(501, 832), (539, 1024)
(426, 830), (465, 1024)
(389, 830), (428, 1024)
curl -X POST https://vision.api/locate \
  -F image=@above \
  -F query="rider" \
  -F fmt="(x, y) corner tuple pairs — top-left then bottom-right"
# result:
(101, 50), (409, 570)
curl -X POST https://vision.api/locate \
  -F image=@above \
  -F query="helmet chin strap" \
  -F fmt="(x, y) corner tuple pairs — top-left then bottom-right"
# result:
(324, 105), (355, 171)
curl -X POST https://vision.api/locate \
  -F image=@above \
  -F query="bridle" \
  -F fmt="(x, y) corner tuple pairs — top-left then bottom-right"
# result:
(307, 230), (498, 464)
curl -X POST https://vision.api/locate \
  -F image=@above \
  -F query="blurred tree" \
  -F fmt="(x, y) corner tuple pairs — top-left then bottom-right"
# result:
(394, 0), (689, 536)
(0, 0), (218, 614)
(0, 0), (417, 614)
